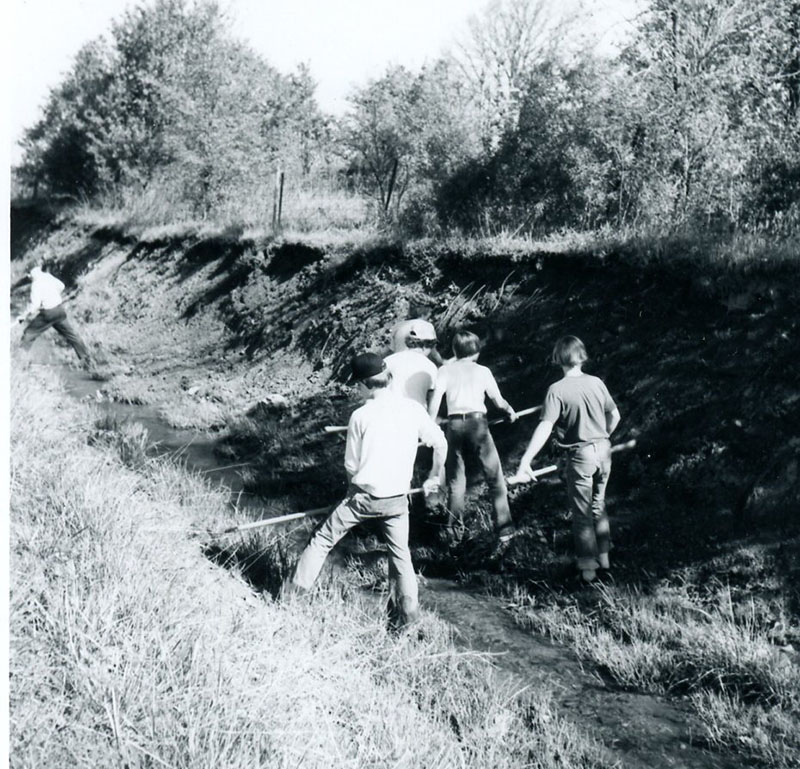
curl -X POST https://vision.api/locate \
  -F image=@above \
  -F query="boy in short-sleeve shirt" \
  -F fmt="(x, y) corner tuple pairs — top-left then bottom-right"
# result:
(385, 319), (439, 407)
(515, 336), (620, 583)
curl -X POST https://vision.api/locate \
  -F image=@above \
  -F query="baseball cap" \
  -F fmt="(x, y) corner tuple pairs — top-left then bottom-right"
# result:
(406, 319), (437, 342)
(350, 352), (386, 381)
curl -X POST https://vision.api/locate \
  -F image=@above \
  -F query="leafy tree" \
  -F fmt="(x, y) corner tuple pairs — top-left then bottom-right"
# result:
(16, 0), (329, 217)
(434, 57), (613, 233)
(452, 0), (582, 146)
(341, 62), (475, 228)
(618, 0), (800, 229)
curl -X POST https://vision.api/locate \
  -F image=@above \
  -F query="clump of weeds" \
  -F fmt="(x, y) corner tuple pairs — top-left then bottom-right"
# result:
(512, 573), (800, 767)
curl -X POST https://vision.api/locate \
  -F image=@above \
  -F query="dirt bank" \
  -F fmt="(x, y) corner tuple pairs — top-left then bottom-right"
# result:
(11, 206), (799, 577)
(10, 203), (799, 767)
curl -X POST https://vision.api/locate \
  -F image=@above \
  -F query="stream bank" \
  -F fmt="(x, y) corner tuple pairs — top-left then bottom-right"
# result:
(28, 348), (748, 769)
(10, 204), (799, 767)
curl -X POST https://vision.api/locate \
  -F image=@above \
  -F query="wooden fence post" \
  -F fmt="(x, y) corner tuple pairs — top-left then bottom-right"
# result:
(272, 169), (286, 233)
(277, 170), (285, 229)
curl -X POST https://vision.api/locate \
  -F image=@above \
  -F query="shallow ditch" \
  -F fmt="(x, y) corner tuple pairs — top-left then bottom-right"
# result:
(38, 354), (756, 769)
(60, 360), (264, 509)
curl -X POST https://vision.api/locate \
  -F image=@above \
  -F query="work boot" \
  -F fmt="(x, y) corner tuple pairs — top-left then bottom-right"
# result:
(580, 569), (597, 584)
(388, 595), (420, 633)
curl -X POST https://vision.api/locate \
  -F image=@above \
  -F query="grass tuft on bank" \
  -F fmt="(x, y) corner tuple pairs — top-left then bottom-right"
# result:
(512, 578), (800, 768)
(10, 364), (616, 768)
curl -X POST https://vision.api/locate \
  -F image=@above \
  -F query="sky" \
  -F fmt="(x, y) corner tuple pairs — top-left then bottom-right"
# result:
(6, 0), (642, 164)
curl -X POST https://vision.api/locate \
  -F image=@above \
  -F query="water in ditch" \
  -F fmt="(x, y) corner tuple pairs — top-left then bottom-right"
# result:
(52, 359), (746, 769)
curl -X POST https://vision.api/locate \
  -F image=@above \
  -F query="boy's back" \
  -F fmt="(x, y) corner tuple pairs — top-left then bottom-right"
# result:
(437, 359), (500, 414)
(385, 349), (438, 406)
(542, 373), (616, 447)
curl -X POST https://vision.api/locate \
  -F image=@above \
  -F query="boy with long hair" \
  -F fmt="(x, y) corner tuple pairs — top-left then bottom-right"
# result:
(514, 336), (621, 583)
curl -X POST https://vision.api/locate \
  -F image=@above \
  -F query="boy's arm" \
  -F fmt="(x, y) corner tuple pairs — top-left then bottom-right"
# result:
(425, 366), (438, 409)
(18, 283), (42, 322)
(601, 381), (620, 436)
(606, 408), (621, 436)
(515, 420), (554, 478)
(484, 370), (517, 421)
(418, 412), (448, 492)
(343, 415), (362, 480)
(427, 369), (446, 421)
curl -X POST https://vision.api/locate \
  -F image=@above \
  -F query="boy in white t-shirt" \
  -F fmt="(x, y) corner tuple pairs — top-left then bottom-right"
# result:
(428, 330), (517, 542)
(287, 352), (447, 627)
(384, 319), (439, 407)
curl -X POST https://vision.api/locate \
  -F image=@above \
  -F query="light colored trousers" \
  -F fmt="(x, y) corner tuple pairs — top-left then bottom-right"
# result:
(565, 439), (612, 571)
(291, 488), (419, 622)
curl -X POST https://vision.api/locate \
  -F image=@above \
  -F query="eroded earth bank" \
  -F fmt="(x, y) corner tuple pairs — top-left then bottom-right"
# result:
(10, 203), (800, 768)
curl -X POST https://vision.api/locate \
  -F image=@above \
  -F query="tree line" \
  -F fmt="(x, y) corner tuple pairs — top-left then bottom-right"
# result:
(16, 0), (800, 238)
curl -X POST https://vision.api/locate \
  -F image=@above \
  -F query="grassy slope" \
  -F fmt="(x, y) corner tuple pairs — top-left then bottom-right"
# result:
(10, 367), (615, 768)
(10, 204), (800, 766)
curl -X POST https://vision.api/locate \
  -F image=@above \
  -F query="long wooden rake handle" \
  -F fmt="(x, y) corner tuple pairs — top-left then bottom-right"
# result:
(213, 462), (562, 537)
(210, 440), (636, 537)
(323, 405), (542, 435)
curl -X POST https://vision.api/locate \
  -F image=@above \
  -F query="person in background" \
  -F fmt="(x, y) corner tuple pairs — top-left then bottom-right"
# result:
(16, 265), (92, 367)
(427, 330), (518, 543)
(514, 336), (621, 583)
(391, 317), (445, 365)
(286, 352), (447, 627)
(385, 319), (439, 407)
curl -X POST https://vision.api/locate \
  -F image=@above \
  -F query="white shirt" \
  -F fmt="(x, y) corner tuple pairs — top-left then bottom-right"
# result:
(345, 391), (447, 497)
(391, 320), (415, 352)
(384, 349), (438, 406)
(28, 272), (65, 312)
(435, 359), (502, 414)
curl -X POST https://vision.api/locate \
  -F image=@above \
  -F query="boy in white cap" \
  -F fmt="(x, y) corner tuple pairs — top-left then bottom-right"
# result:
(384, 319), (439, 407)
(514, 336), (621, 583)
(287, 352), (447, 626)
(16, 265), (92, 366)
(428, 330), (517, 542)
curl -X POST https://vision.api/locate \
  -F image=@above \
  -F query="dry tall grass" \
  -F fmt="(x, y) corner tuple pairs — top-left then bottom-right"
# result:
(9, 365), (614, 768)
(513, 582), (800, 768)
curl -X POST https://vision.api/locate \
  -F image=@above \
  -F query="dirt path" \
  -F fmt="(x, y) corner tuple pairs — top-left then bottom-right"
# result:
(421, 578), (745, 769)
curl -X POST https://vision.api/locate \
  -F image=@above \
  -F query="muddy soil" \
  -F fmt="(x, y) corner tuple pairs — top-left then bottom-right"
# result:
(25, 347), (746, 769)
(24, 343), (262, 508)
(421, 578), (744, 769)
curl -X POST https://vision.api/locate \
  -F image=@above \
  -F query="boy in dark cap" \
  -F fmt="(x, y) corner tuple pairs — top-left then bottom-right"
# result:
(286, 352), (447, 626)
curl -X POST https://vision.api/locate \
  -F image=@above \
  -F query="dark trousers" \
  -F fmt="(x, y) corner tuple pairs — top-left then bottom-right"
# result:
(445, 416), (514, 536)
(21, 306), (90, 362)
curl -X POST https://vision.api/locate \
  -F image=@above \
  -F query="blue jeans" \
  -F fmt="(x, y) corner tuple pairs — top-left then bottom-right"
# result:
(445, 415), (514, 537)
(566, 439), (612, 570)
(291, 487), (419, 623)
